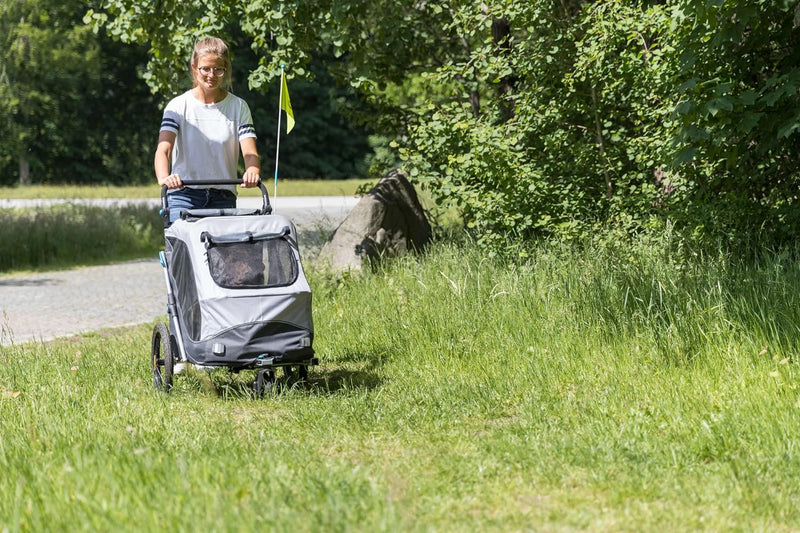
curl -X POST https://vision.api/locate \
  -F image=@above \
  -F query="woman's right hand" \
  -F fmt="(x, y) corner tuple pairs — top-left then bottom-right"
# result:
(159, 173), (183, 189)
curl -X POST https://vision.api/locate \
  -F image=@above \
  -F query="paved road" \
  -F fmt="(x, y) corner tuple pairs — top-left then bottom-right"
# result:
(0, 259), (165, 346)
(0, 196), (358, 346)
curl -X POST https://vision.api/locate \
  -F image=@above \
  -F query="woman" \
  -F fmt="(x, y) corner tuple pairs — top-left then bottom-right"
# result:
(154, 37), (261, 222)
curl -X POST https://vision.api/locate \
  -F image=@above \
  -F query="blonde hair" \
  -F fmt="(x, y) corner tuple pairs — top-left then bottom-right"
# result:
(190, 37), (232, 90)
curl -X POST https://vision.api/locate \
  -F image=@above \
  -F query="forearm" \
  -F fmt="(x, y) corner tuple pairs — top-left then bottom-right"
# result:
(154, 151), (171, 183)
(154, 132), (177, 185)
(241, 153), (261, 187)
(243, 153), (260, 173)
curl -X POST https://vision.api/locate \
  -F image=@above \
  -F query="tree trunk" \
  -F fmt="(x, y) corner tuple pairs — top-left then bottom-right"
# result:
(590, 86), (613, 199)
(492, 17), (516, 123)
(468, 90), (481, 117)
(19, 155), (30, 186)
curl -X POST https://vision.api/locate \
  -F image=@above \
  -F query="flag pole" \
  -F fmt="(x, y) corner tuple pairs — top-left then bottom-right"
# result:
(273, 66), (285, 206)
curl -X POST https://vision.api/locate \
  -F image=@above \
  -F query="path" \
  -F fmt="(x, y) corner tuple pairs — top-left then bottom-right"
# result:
(0, 260), (164, 345)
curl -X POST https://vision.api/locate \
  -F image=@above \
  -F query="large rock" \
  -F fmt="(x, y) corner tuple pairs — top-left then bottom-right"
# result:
(319, 170), (431, 271)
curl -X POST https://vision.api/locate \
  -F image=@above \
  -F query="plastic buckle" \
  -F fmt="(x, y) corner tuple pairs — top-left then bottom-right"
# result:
(255, 355), (275, 367)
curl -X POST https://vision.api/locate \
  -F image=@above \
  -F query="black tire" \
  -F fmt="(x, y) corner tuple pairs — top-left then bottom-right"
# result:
(151, 322), (174, 392)
(283, 364), (309, 388)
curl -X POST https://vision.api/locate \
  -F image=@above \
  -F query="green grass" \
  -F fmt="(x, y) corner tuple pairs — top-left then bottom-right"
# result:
(2, 237), (800, 531)
(0, 179), (373, 199)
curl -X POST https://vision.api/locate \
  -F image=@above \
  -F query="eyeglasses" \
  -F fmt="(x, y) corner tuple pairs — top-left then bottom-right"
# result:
(196, 66), (227, 76)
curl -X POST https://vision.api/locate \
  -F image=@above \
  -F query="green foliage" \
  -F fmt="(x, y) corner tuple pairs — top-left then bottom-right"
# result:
(669, 0), (800, 243)
(399, 2), (678, 248)
(1, 0), (95, 182)
(399, 0), (800, 248)
(87, 0), (800, 248)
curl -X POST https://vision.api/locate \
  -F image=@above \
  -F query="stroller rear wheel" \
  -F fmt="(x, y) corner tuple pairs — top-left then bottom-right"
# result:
(283, 365), (309, 387)
(151, 322), (174, 392)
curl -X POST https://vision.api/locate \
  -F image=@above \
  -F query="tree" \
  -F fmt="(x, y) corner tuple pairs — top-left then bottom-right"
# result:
(400, 1), (682, 245)
(88, 0), (800, 249)
(0, 0), (99, 184)
(0, 0), (160, 185)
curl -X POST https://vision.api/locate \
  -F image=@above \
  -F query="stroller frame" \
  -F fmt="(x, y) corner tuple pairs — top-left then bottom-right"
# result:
(151, 179), (317, 395)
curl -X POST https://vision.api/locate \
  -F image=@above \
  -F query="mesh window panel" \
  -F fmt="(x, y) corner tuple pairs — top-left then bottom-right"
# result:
(207, 238), (297, 289)
(166, 237), (202, 340)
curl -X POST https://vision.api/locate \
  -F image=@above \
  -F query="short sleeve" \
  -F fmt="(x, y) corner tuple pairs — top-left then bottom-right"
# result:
(237, 101), (257, 140)
(160, 98), (182, 134)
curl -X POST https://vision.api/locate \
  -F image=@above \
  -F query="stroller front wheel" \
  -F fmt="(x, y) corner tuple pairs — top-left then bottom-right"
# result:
(151, 322), (174, 392)
(253, 369), (275, 397)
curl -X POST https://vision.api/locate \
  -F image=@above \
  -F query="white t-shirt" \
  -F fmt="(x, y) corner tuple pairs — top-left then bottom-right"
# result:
(159, 90), (257, 193)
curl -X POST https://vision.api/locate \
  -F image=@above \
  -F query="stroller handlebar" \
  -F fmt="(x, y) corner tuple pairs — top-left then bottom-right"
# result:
(160, 179), (272, 227)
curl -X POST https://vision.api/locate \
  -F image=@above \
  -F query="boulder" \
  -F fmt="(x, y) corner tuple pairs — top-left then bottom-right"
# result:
(319, 170), (431, 271)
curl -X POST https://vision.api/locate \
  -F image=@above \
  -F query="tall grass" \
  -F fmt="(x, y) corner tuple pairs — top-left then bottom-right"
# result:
(0, 205), (163, 272)
(2, 236), (800, 530)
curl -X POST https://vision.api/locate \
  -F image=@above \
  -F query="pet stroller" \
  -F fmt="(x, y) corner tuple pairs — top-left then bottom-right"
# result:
(151, 179), (317, 395)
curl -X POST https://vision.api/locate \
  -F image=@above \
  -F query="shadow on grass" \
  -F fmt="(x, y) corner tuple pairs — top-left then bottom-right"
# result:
(311, 366), (384, 394)
(310, 349), (390, 394)
(173, 351), (387, 400)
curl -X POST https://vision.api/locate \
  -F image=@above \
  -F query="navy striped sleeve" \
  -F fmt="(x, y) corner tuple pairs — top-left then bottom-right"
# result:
(238, 123), (256, 138)
(161, 117), (180, 133)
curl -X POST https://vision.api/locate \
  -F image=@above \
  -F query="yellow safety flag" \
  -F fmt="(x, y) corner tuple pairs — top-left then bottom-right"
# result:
(281, 71), (295, 134)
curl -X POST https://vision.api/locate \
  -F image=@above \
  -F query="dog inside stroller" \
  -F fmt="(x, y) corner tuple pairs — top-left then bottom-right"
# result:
(151, 179), (317, 395)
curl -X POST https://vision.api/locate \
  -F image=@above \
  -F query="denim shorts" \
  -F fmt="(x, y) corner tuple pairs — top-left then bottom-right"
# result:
(167, 188), (236, 222)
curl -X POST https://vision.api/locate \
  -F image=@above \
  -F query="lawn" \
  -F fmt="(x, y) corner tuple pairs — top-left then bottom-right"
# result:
(2, 237), (800, 531)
